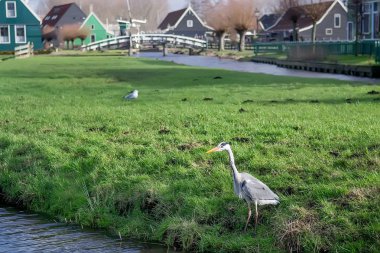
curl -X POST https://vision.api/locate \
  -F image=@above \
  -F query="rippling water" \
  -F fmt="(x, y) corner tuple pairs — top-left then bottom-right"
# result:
(0, 206), (171, 253)
(135, 52), (379, 84)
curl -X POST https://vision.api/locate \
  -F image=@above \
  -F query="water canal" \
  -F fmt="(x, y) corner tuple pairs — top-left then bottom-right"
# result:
(135, 52), (379, 84)
(0, 205), (172, 253)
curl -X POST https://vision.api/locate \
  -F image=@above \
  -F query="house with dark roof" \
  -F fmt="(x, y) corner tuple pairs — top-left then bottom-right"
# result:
(267, 0), (348, 41)
(158, 5), (213, 39)
(0, 0), (42, 51)
(42, 2), (86, 47)
(259, 14), (281, 31)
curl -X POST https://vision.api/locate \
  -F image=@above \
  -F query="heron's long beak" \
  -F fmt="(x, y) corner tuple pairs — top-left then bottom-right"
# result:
(206, 147), (220, 154)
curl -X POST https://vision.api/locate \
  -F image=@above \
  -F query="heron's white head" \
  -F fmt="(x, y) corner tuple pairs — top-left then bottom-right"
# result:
(206, 142), (231, 153)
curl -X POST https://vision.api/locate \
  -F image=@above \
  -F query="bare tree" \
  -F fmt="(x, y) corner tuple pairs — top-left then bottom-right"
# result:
(77, 26), (91, 45)
(42, 25), (56, 42)
(301, 0), (327, 42)
(58, 24), (83, 49)
(270, 0), (301, 41)
(205, 1), (230, 51)
(190, 0), (216, 18)
(271, 0), (300, 14)
(226, 0), (257, 51)
(348, 0), (364, 56)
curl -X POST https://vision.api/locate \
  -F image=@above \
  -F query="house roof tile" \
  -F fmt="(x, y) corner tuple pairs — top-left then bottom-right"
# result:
(42, 3), (76, 27)
(158, 8), (187, 30)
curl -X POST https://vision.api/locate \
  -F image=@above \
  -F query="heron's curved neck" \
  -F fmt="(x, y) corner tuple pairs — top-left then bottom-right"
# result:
(226, 148), (241, 194)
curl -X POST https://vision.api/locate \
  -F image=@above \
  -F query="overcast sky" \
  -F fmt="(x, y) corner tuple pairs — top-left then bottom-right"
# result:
(169, 0), (187, 10)
(26, 0), (276, 15)
(169, 0), (276, 12)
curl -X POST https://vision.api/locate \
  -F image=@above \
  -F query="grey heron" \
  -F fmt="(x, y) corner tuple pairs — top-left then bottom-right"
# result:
(207, 142), (279, 231)
(124, 90), (138, 100)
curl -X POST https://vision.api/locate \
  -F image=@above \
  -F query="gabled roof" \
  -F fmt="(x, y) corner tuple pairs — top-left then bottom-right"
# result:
(268, 0), (344, 32)
(259, 14), (281, 31)
(81, 12), (112, 34)
(42, 2), (85, 27)
(158, 8), (187, 30)
(158, 5), (213, 31)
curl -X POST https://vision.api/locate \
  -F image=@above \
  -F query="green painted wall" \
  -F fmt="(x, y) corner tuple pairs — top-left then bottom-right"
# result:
(0, 0), (42, 51)
(74, 13), (113, 46)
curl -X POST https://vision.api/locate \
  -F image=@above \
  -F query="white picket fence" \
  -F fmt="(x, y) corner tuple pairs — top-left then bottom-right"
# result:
(14, 42), (34, 59)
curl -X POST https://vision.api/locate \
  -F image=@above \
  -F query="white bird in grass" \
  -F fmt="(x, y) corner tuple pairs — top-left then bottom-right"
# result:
(207, 142), (280, 232)
(124, 90), (138, 100)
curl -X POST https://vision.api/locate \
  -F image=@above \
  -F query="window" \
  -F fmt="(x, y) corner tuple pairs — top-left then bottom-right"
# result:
(187, 20), (193, 28)
(52, 15), (58, 20)
(325, 28), (333, 35)
(347, 22), (354, 41)
(334, 14), (341, 28)
(91, 34), (96, 43)
(363, 3), (371, 13)
(45, 16), (51, 21)
(15, 25), (26, 43)
(0, 25), (10, 43)
(6, 1), (17, 18)
(91, 25), (95, 30)
(362, 13), (370, 34)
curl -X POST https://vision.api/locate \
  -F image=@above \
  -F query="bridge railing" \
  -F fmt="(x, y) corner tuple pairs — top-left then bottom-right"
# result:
(82, 34), (207, 51)
(206, 42), (254, 51)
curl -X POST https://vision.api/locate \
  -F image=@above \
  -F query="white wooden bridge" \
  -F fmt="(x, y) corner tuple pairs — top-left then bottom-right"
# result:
(81, 34), (207, 52)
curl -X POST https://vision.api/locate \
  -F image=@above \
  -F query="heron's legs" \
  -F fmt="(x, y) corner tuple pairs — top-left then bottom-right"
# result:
(244, 203), (252, 232)
(254, 201), (258, 232)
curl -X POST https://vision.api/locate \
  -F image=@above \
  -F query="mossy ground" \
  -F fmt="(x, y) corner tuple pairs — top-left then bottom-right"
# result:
(0, 55), (379, 252)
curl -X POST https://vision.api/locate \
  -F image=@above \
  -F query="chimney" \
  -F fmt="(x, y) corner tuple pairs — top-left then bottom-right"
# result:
(89, 4), (93, 13)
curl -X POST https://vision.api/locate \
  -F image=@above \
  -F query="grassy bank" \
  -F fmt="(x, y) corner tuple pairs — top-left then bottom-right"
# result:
(0, 55), (379, 252)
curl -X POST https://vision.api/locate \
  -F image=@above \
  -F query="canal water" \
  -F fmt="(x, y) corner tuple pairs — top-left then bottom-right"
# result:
(0, 206), (172, 253)
(135, 52), (379, 84)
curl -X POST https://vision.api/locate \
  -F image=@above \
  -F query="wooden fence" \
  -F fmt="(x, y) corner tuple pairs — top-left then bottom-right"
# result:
(253, 40), (380, 63)
(14, 42), (34, 59)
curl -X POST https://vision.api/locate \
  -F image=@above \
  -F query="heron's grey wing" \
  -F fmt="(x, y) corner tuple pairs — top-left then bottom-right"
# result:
(240, 173), (279, 202)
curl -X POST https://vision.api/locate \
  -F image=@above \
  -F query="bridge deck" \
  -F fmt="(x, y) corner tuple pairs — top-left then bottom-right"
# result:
(82, 34), (207, 51)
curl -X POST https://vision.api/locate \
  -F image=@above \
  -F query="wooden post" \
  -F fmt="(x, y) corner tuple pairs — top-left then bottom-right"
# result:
(163, 43), (168, 56)
(128, 36), (133, 56)
(30, 42), (34, 56)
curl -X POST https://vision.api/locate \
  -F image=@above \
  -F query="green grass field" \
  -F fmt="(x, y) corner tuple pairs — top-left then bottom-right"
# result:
(0, 55), (379, 252)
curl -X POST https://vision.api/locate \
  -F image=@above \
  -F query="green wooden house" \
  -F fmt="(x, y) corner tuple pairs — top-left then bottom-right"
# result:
(74, 12), (113, 46)
(0, 0), (42, 51)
